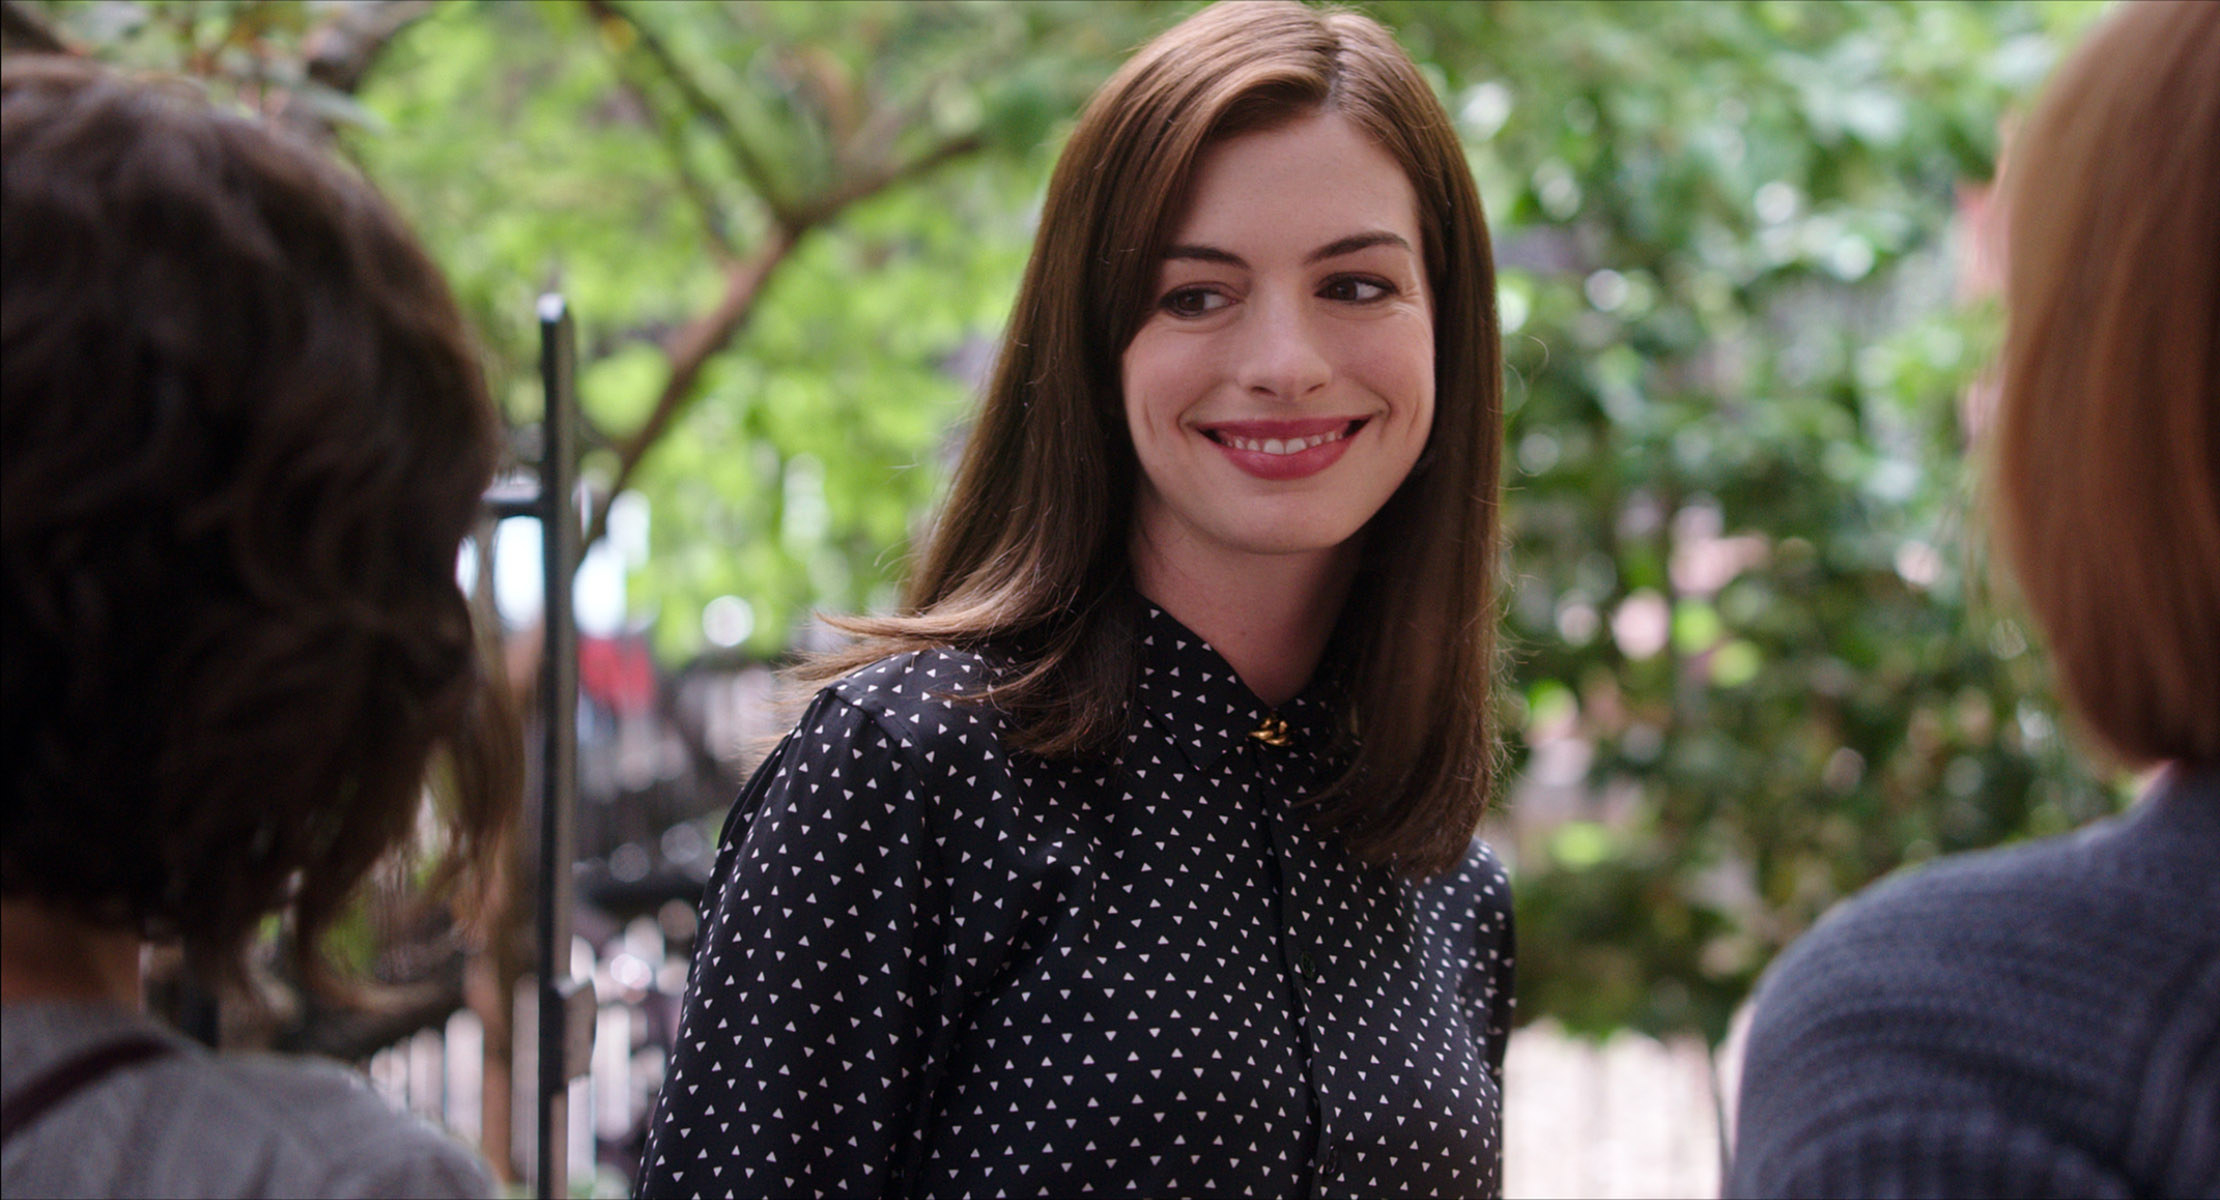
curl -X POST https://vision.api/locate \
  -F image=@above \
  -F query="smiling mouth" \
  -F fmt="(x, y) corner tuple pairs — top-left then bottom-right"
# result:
(1205, 418), (1367, 456)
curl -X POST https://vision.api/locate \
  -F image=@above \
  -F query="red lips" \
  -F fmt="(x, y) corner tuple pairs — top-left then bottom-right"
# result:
(1199, 417), (1367, 480)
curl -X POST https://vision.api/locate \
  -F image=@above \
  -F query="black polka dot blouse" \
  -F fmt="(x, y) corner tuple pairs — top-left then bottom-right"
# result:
(637, 602), (1515, 1199)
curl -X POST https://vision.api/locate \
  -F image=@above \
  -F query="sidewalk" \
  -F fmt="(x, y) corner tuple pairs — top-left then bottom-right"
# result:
(1504, 1019), (1725, 1198)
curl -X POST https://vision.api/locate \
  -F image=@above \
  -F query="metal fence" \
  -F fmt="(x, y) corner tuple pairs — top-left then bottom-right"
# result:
(368, 918), (690, 1197)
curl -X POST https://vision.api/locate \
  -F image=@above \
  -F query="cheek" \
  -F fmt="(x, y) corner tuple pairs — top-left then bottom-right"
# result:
(1120, 330), (1202, 430)
(1116, 343), (1145, 436)
(1346, 318), (1435, 422)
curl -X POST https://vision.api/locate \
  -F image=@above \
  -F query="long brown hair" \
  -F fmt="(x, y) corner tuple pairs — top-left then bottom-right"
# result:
(822, 1), (1502, 878)
(1991, 0), (2220, 769)
(1, 56), (519, 994)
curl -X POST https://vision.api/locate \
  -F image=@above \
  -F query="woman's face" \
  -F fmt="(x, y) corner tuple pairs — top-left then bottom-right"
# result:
(1122, 110), (1434, 589)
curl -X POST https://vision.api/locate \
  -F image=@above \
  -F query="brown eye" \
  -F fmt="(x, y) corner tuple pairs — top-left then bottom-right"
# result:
(1160, 287), (1231, 318)
(1320, 275), (1394, 303)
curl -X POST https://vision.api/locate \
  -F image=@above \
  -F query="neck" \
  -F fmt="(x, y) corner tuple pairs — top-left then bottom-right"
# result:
(1130, 530), (1357, 707)
(1, 898), (144, 1009)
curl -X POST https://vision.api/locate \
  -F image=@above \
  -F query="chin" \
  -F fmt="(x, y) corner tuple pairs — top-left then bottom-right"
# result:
(1227, 519), (1371, 560)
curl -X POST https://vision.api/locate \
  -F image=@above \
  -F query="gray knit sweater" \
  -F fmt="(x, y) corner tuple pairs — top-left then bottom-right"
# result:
(1727, 764), (2219, 1198)
(2, 1001), (491, 1198)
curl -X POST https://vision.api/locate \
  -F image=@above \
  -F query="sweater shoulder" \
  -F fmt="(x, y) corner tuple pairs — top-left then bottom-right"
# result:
(1782, 783), (2219, 986)
(1730, 783), (2220, 1197)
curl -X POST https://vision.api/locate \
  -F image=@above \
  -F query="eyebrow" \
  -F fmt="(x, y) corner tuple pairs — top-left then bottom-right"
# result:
(1159, 230), (1414, 268)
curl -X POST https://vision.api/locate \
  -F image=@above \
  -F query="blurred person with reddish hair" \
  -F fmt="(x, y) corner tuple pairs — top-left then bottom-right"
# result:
(2, 56), (514, 1196)
(1728, 3), (2219, 1195)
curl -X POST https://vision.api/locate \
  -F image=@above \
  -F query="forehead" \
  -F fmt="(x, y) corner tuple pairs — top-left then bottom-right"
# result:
(1168, 111), (1422, 252)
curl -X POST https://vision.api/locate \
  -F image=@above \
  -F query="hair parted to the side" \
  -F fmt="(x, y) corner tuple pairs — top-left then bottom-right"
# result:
(1991, 0), (2220, 771)
(822, 1), (1504, 877)
(1, 55), (520, 995)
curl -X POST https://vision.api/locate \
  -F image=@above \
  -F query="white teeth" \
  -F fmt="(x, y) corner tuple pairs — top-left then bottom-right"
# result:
(1220, 429), (1345, 455)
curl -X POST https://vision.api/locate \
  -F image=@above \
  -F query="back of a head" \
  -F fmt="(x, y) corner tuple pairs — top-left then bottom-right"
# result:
(1, 56), (512, 992)
(1993, 0), (2220, 770)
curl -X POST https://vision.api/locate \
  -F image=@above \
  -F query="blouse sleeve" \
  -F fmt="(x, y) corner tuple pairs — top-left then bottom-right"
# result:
(1482, 889), (1516, 1080)
(1464, 842), (1518, 1080)
(637, 688), (949, 1199)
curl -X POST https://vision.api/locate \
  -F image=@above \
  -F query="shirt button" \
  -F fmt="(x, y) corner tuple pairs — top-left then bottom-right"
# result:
(1298, 951), (1318, 982)
(1320, 1144), (1342, 1176)
(1250, 713), (1293, 747)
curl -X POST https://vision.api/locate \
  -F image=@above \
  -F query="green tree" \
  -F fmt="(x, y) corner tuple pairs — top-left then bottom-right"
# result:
(345, 0), (1165, 660)
(1375, 0), (2116, 1039)
(20, 0), (2124, 1047)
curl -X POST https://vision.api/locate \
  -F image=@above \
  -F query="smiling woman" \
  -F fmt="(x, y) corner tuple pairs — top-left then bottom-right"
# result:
(636, 3), (1512, 1196)
(1123, 110), (1437, 703)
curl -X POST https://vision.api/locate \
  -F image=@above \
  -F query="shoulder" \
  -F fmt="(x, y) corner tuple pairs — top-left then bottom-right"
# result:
(820, 645), (1012, 755)
(1, 1004), (488, 1199)
(1761, 779), (2218, 1012)
(201, 1054), (493, 1197)
(1458, 835), (1511, 892)
(1411, 838), (1517, 1055)
(1416, 837), (1511, 914)
(737, 647), (1019, 830)
(720, 647), (1026, 851)
(1412, 837), (1515, 961)
(1764, 762), (2218, 1003)
(1731, 777), (2220, 1196)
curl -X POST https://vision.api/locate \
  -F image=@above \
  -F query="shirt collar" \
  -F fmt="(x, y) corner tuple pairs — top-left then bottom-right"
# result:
(1130, 599), (1342, 770)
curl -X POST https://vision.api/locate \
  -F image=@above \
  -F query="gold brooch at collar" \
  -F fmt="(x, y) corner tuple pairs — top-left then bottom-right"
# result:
(1249, 713), (1294, 748)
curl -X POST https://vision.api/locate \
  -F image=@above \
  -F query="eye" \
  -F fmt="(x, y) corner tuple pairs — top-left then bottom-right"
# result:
(1320, 275), (1396, 303)
(1159, 286), (1232, 318)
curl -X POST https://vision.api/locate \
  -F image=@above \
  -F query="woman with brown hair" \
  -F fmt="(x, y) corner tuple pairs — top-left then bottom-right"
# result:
(1727, 3), (2220, 1195)
(1, 56), (514, 1196)
(639, 2), (1513, 1195)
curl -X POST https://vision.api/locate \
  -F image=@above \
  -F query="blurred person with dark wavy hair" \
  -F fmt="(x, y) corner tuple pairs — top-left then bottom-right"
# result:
(1728, 3), (2219, 1196)
(1, 55), (516, 1197)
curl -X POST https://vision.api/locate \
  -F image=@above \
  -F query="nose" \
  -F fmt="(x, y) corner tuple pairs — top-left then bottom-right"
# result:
(1234, 294), (1331, 401)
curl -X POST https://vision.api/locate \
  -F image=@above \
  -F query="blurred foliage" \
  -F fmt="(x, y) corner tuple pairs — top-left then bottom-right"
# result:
(334, 0), (1165, 655)
(32, 0), (2125, 1044)
(1373, 0), (2122, 1042)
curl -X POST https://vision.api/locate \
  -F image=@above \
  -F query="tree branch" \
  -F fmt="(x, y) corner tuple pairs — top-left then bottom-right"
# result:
(573, 4), (995, 554)
(591, 50), (738, 258)
(0, 0), (71, 55)
(586, 226), (801, 548)
(580, 124), (989, 551)
(583, 0), (801, 229)
(302, 0), (437, 95)
(802, 129), (986, 226)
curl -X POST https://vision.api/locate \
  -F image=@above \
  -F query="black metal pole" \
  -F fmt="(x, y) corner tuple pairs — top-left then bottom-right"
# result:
(535, 293), (581, 1200)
